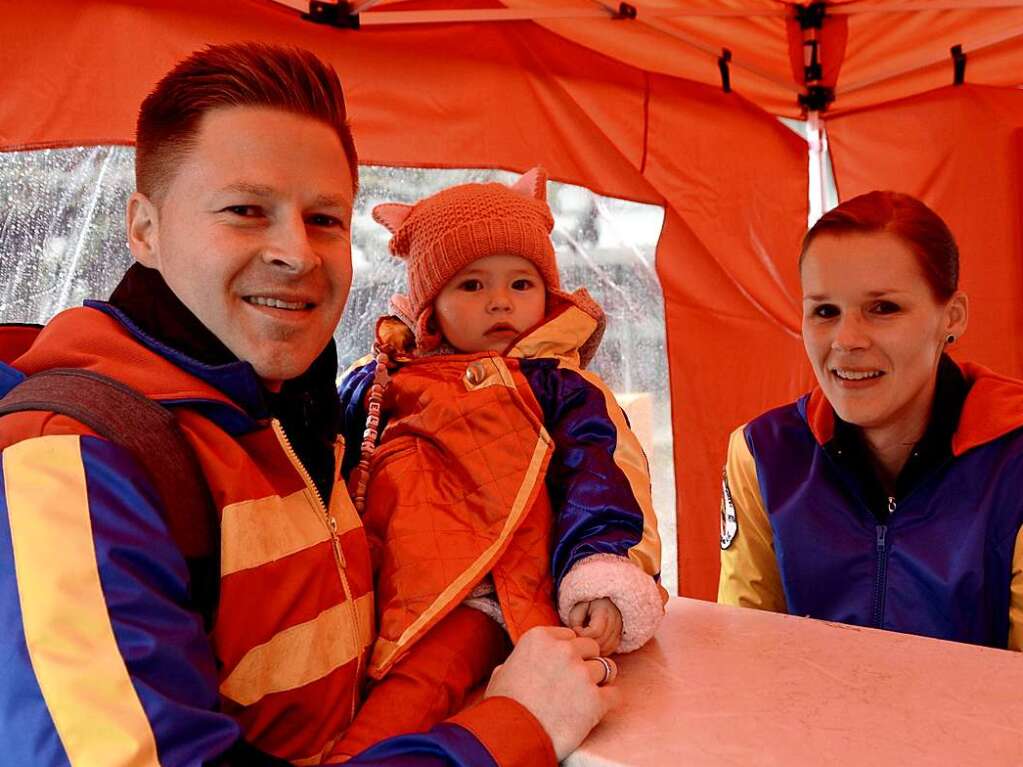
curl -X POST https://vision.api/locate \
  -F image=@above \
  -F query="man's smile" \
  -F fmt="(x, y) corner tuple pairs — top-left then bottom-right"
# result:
(243, 294), (316, 311)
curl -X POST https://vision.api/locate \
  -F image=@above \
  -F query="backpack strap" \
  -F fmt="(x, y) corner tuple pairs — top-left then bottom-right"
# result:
(0, 368), (220, 630)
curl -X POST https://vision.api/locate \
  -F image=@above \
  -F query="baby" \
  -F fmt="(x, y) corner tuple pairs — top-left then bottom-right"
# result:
(329, 168), (664, 760)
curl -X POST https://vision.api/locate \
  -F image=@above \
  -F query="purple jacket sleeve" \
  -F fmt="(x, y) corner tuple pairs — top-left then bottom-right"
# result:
(519, 360), (660, 584)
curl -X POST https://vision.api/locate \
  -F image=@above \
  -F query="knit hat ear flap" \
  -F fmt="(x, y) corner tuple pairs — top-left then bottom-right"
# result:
(510, 166), (547, 203)
(373, 203), (415, 255)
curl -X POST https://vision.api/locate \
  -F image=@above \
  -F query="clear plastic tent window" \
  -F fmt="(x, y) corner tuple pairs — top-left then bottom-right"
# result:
(0, 150), (676, 593)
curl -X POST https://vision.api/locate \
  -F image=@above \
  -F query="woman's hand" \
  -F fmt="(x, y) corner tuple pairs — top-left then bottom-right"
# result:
(567, 597), (623, 655)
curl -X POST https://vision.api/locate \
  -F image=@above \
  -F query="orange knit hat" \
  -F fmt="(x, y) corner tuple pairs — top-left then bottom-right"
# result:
(373, 167), (604, 358)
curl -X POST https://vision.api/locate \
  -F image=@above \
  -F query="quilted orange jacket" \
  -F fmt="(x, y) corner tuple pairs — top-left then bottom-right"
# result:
(340, 305), (666, 679)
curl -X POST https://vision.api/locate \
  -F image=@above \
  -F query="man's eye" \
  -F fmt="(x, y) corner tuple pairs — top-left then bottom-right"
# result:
(222, 205), (262, 217)
(308, 213), (344, 229)
(872, 300), (900, 315)
(812, 304), (839, 319)
(511, 279), (535, 291)
(458, 279), (483, 292)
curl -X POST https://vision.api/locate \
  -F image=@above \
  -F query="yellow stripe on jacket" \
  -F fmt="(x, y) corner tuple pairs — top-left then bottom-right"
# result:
(1009, 525), (1023, 651)
(717, 425), (786, 612)
(4, 435), (161, 767)
(574, 368), (662, 582)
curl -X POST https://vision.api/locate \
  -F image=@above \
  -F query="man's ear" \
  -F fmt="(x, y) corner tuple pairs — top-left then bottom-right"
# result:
(126, 191), (160, 268)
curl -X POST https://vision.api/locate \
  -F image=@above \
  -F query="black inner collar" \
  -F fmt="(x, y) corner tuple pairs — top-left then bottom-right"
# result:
(109, 263), (340, 504)
(828, 354), (970, 521)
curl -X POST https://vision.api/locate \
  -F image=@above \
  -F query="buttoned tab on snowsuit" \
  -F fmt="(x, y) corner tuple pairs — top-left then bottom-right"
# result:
(0, 290), (556, 765)
(718, 360), (1023, 650)
(335, 303), (666, 755)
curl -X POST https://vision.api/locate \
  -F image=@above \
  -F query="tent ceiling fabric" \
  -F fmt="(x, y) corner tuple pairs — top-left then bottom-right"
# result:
(505, 0), (1023, 116)
(266, 0), (1023, 118)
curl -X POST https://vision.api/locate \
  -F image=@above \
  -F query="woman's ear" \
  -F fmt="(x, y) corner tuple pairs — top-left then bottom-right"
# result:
(945, 290), (969, 341)
(126, 192), (160, 268)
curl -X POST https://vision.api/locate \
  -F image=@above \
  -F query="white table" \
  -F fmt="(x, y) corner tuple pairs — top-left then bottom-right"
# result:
(566, 598), (1023, 766)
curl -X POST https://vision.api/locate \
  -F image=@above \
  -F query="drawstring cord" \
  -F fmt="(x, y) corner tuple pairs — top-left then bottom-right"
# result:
(352, 345), (398, 514)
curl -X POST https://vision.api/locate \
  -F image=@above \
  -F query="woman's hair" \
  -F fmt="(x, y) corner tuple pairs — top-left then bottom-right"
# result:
(800, 191), (959, 301)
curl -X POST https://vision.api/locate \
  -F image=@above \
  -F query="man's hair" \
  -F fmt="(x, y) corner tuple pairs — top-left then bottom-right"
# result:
(800, 190), (959, 301)
(136, 42), (358, 201)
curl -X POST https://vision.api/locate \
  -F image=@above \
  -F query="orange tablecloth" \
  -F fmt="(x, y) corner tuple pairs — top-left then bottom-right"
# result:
(566, 598), (1023, 766)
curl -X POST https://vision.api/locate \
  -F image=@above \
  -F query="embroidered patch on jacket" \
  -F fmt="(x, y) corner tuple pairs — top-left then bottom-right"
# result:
(720, 468), (738, 550)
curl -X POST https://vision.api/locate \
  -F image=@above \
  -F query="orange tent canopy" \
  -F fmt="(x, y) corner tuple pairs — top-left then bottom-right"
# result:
(3, 0), (1023, 597)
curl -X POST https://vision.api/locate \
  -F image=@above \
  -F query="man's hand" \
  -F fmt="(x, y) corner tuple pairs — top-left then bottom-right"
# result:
(484, 626), (618, 761)
(567, 597), (623, 655)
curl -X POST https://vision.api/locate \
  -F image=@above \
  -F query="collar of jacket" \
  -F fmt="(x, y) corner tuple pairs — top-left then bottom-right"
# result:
(8, 264), (339, 437)
(106, 263), (338, 429)
(803, 355), (1023, 457)
(505, 303), (601, 368)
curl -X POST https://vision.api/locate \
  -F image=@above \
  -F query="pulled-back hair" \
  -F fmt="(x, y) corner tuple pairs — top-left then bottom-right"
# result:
(800, 191), (959, 301)
(136, 42), (358, 201)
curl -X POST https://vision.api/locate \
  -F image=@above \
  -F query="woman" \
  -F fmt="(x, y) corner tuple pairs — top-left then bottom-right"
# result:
(718, 190), (1023, 650)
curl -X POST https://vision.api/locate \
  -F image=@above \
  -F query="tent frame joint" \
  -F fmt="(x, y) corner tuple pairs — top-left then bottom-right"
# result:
(613, 3), (637, 20)
(302, 1), (361, 30)
(794, 2), (826, 30)
(718, 48), (732, 93)
(951, 44), (967, 86)
(799, 85), (834, 112)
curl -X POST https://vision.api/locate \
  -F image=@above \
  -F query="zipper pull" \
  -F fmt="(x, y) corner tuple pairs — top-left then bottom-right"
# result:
(876, 524), (887, 551)
(887, 496), (896, 516)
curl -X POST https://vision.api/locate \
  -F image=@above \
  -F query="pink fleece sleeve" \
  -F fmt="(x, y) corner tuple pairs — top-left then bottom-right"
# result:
(558, 553), (665, 652)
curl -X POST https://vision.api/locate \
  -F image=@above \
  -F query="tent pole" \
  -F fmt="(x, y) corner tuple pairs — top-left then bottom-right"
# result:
(806, 112), (831, 226)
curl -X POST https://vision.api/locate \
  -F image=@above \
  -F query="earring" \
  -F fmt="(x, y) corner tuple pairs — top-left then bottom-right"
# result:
(946, 334), (956, 344)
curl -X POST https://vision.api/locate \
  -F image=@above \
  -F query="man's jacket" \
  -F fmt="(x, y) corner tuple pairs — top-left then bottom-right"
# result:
(718, 361), (1023, 650)
(340, 305), (666, 677)
(0, 299), (555, 766)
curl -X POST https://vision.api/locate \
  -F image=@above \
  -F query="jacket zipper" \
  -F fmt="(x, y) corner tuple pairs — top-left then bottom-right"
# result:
(872, 496), (896, 627)
(272, 418), (364, 718)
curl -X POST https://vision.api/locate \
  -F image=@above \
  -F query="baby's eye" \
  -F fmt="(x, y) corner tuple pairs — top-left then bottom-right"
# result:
(458, 279), (483, 292)
(811, 303), (839, 319)
(511, 279), (536, 291)
(871, 300), (900, 315)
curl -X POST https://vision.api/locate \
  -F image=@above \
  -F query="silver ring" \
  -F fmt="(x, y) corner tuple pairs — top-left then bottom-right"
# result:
(593, 655), (616, 686)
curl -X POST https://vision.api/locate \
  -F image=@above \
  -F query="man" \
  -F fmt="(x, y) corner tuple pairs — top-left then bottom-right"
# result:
(0, 43), (615, 765)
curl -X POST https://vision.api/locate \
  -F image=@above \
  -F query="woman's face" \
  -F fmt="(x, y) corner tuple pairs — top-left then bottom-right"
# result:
(800, 230), (967, 435)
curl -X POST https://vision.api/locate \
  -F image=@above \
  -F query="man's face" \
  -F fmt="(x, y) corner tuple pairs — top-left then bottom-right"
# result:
(132, 106), (355, 388)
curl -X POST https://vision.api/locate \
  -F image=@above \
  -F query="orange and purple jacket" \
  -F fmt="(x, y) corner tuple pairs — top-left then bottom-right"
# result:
(0, 299), (555, 766)
(340, 305), (666, 678)
(719, 359), (1023, 649)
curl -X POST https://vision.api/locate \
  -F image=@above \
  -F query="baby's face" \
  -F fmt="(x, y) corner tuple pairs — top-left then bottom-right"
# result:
(434, 254), (547, 353)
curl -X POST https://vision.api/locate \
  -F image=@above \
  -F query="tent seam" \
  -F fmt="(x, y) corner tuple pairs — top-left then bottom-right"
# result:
(641, 72), (650, 175)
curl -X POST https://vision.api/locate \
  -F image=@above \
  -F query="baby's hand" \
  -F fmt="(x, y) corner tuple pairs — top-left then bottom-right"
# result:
(567, 597), (623, 655)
